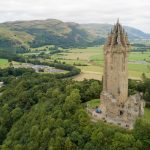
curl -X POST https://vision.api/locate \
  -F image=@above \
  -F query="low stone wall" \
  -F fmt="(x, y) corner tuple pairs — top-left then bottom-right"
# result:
(91, 92), (145, 129)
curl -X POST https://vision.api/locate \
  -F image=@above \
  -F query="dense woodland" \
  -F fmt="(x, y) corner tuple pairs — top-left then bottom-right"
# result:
(0, 68), (149, 150)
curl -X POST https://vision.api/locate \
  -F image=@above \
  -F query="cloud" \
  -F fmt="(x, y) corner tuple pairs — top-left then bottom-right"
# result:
(0, 0), (149, 33)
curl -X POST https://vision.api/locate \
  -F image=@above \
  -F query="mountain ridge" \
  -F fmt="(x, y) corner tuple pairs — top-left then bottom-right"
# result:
(80, 23), (150, 40)
(0, 19), (150, 58)
(1, 19), (150, 41)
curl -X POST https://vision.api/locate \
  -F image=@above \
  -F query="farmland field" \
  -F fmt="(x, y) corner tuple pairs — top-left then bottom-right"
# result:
(1, 46), (150, 80)
(50, 46), (150, 80)
(0, 59), (9, 68)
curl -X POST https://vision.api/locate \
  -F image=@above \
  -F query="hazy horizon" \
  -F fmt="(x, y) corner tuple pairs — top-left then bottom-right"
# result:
(0, 0), (149, 33)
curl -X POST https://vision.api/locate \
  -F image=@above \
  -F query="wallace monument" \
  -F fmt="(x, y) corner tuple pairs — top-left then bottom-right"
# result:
(94, 20), (145, 129)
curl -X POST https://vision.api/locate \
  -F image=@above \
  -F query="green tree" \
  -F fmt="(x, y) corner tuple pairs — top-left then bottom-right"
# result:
(134, 119), (150, 150)
(111, 132), (142, 150)
(65, 137), (74, 150)
(11, 107), (23, 121)
(63, 89), (81, 114)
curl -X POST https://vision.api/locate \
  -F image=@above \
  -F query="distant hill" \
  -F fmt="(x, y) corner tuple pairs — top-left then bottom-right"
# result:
(0, 19), (98, 58)
(0, 19), (150, 58)
(0, 19), (96, 48)
(80, 23), (150, 41)
(0, 27), (31, 58)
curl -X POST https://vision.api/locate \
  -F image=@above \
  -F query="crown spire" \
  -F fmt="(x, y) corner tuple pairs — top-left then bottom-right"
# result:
(105, 19), (129, 47)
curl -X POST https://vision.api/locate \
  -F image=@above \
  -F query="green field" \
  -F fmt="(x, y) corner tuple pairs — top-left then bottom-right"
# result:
(49, 46), (150, 80)
(30, 45), (56, 51)
(0, 59), (9, 68)
(2, 46), (150, 80)
(129, 52), (150, 61)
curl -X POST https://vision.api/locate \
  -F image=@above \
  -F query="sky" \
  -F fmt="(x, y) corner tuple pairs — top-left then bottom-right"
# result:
(0, 0), (150, 33)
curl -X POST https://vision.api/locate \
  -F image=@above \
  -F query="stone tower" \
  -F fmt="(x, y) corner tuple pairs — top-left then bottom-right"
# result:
(98, 20), (145, 129)
(103, 19), (129, 105)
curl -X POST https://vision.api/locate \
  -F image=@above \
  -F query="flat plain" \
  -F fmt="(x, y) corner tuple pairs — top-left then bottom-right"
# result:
(1, 46), (150, 81)
(50, 46), (150, 80)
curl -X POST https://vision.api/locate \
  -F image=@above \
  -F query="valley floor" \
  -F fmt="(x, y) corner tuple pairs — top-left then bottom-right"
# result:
(1, 46), (150, 80)
(50, 46), (150, 80)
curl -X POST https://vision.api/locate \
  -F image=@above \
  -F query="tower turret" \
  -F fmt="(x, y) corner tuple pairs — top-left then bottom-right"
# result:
(103, 20), (130, 105)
